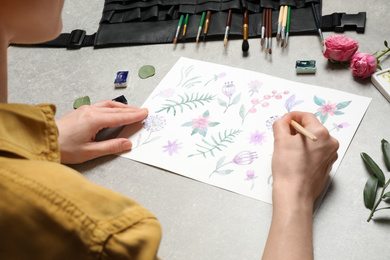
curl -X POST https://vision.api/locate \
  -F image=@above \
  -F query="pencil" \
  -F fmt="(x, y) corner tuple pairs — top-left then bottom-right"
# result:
(276, 6), (284, 41)
(268, 8), (272, 54)
(284, 6), (291, 48)
(242, 9), (249, 52)
(310, 2), (324, 46)
(264, 9), (269, 53)
(173, 14), (184, 44)
(224, 9), (233, 47)
(261, 9), (266, 46)
(203, 11), (212, 41)
(291, 120), (318, 142)
(196, 12), (206, 44)
(182, 13), (189, 39)
(280, 5), (288, 47)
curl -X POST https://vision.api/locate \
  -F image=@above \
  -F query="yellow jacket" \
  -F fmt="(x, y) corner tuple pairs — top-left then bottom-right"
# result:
(0, 103), (162, 260)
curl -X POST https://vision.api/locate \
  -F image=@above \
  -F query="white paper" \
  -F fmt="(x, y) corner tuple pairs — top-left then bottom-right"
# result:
(119, 57), (371, 204)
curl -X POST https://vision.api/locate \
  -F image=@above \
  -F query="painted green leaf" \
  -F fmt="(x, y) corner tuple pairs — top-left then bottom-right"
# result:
(138, 65), (155, 79)
(232, 93), (242, 105)
(73, 96), (90, 109)
(218, 98), (227, 107)
(202, 110), (210, 118)
(216, 156), (226, 168)
(191, 127), (200, 135)
(333, 111), (345, 115)
(199, 129), (207, 137)
(319, 113), (329, 124)
(239, 104), (245, 119)
(381, 139), (390, 171)
(361, 152), (386, 186)
(336, 101), (351, 110)
(216, 170), (234, 175)
(208, 122), (220, 127)
(313, 95), (325, 106)
(363, 175), (378, 209)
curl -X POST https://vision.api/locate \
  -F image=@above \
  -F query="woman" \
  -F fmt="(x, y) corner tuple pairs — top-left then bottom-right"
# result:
(0, 1), (162, 259)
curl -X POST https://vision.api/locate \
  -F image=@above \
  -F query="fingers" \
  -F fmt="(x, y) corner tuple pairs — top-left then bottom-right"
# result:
(92, 99), (139, 109)
(272, 113), (292, 140)
(83, 138), (133, 162)
(94, 108), (148, 128)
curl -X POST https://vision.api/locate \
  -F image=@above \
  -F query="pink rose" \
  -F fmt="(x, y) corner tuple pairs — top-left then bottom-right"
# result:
(350, 52), (377, 79)
(323, 35), (359, 61)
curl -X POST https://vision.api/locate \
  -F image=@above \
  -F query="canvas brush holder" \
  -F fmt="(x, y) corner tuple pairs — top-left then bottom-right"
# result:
(28, 0), (366, 49)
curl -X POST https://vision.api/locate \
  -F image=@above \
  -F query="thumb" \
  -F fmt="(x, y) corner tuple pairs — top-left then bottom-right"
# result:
(272, 113), (292, 139)
(86, 138), (133, 160)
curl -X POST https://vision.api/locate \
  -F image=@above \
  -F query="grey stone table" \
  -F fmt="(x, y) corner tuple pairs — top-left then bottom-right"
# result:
(7, 1), (390, 259)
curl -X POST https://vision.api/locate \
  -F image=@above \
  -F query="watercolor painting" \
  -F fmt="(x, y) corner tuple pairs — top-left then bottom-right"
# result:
(119, 57), (371, 205)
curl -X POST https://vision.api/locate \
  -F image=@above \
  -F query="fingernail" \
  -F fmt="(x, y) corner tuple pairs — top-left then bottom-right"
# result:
(122, 141), (132, 151)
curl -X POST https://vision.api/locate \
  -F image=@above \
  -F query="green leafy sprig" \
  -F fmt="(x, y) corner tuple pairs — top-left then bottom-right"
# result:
(362, 139), (390, 222)
(373, 40), (390, 70)
(188, 129), (242, 158)
(156, 93), (215, 116)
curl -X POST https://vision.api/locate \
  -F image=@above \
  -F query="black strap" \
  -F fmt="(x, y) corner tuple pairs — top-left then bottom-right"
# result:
(34, 29), (95, 49)
(321, 12), (366, 33)
(16, 12), (366, 49)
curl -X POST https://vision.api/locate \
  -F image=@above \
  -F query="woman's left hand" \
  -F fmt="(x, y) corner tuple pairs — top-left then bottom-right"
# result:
(56, 100), (148, 164)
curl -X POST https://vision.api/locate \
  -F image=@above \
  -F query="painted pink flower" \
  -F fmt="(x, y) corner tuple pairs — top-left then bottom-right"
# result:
(249, 130), (266, 145)
(162, 139), (182, 156)
(192, 116), (211, 130)
(323, 34), (359, 61)
(350, 52), (377, 79)
(264, 95), (271, 100)
(317, 101), (338, 116)
(249, 108), (257, 113)
(284, 91), (290, 95)
(262, 102), (269, 108)
(246, 170), (255, 179)
(272, 90), (277, 94)
(251, 98), (259, 104)
(275, 94), (282, 100)
(248, 80), (263, 96)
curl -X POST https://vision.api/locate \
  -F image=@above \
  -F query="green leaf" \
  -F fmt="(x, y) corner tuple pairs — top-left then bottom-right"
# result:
(191, 127), (200, 135)
(313, 95), (325, 106)
(336, 101), (352, 110)
(216, 169), (234, 175)
(385, 40), (388, 48)
(138, 65), (155, 79)
(208, 122), (220, 127)
(232, 93), (242, 105)
(202, 110), (210, 118)
(364, 175), (378, 209)
(216, 156), (226, 168)
(333, 111), (345, 115)
(218, 98), (227, 107)
(239, 104), (245, 119)
(73, 96), (90, 109)
(382, 139), (390, 171)
(361, 152), (386, 186)
(382, 192), (390, 199)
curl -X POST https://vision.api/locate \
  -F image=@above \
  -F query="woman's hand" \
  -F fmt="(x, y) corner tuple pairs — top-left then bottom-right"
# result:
(56, 100), (148, 164)
(262, 111), (339, 260)
(271, 111), (339, 207)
